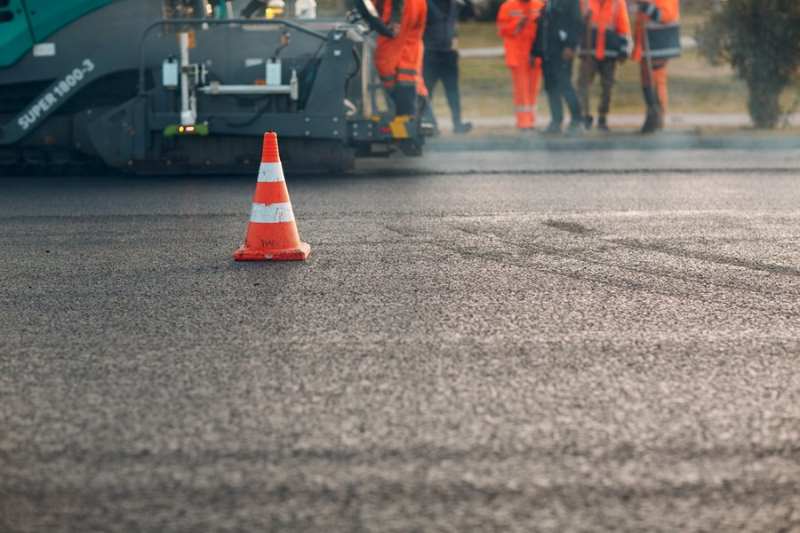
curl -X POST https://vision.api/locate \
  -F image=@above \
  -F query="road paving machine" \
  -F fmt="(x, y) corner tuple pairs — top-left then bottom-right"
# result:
(0, 0), (429, 174)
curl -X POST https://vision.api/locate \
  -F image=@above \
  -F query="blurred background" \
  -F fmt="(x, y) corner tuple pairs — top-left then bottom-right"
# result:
(445, 0), (800, 132)
(311, 0), (800, 133)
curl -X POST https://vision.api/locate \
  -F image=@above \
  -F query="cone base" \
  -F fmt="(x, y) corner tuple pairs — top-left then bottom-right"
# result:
(233, 242), (311, 261)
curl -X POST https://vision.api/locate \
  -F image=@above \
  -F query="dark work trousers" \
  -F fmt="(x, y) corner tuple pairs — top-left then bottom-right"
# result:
(542, 57), (582, 127)
(577, 56), (617, 118)
(422, 49), (463, 127)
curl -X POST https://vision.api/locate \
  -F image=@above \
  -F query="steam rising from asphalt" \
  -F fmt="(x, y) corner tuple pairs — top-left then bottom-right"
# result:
(359, 138), (800, 177)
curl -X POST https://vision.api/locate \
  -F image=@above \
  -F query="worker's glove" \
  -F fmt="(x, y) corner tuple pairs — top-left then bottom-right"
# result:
(637, 1), (660, 22)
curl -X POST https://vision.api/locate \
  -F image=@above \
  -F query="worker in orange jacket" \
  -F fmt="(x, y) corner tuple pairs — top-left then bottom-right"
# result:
(632, 0), (680, 133)
(375, 0), (429, 116)
(497, 0), (545, 130)
(576, 0), (630, 131)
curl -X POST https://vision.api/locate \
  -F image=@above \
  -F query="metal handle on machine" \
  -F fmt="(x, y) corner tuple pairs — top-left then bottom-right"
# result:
(198, 82), (295, 96)
(136, 18), (328, 95)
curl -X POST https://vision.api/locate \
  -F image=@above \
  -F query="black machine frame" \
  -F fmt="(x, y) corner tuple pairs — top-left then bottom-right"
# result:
(0, 0), (424, 174)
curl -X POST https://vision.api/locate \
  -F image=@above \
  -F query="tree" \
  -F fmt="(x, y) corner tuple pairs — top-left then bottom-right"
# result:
(697, 0), (800, 128)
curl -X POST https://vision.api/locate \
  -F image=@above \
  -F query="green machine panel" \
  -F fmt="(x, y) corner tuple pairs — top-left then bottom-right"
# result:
(24, 0), (112, 42)
(0, 0), (33, 67)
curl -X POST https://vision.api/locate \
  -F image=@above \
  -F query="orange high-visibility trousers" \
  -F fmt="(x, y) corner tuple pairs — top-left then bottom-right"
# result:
(509, 58), (542, 129)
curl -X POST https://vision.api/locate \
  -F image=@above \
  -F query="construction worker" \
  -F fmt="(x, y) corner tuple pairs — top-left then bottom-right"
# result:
(632, 0), (680, 133)
(423, 0), (472, 134)
(532, 0), (583, 134)
(576, 0), (630, 131)
(497, 0), (544, 130)
(375, 0), (429, 116)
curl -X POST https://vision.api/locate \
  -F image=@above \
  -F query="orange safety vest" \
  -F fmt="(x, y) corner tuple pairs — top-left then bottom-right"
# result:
(632, 0), (679, 62)
(496, 0), (544, 68)
(579, 0), (630, 60)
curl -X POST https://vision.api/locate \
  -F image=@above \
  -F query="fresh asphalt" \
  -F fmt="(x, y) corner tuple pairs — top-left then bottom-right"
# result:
(2, 145), (800, 532)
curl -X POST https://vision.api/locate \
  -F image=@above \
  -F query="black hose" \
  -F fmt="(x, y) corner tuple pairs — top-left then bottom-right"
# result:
(344, 47), (362, 95)
(222, 97), (274, 127)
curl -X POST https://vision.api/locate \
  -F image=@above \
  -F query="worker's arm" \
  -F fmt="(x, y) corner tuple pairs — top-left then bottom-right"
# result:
(496, 3), (519, 38)
(616, 0), (631, 36)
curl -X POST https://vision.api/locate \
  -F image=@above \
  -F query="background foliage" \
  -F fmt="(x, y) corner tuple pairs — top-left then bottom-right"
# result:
(698, 0), (800, 128)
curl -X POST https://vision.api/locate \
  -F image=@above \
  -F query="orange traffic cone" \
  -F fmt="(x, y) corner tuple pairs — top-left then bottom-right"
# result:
(233, 132), (310, 261)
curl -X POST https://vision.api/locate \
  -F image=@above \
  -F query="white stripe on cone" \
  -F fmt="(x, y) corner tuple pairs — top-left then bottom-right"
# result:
(257, 162), (285, 182)
(250, 202), (295, 223)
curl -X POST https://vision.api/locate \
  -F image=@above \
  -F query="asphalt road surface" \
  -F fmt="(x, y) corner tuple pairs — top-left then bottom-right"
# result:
(2, 147), (800, 532)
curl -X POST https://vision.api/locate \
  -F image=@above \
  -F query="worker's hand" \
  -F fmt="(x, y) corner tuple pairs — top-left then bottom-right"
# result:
(562, 47), (575, 61)
(389, 22), (401, 36)
(636, 1), (660, 21)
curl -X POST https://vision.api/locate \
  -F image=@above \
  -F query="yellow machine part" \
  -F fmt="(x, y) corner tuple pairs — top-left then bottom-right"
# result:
(388, 115), (411, 139)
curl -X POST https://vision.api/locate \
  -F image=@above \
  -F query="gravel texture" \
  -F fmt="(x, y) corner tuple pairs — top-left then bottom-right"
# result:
(2, 148), (800, 532)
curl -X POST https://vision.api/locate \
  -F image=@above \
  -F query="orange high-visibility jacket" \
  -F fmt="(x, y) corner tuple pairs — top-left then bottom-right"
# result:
(376, 0), (428, 92)
(632, 0), (679, 61)
(497, 0), (544, 68)
(580, 0), (630, 60)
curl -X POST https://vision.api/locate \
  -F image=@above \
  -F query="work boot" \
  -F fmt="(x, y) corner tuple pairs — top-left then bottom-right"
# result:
(566, 120), (584, 136)
(640, 108), (660, 134)
(640, 87), (662, 134)
(583, 115), (594, 130)
(543, 122), (562, 135)
(453, 121), (473, 134)
(597, 116), (609, 132)
(420, 98), (438, 136)
(655, 110), (665, 131)
(421, 122), (440, 137)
